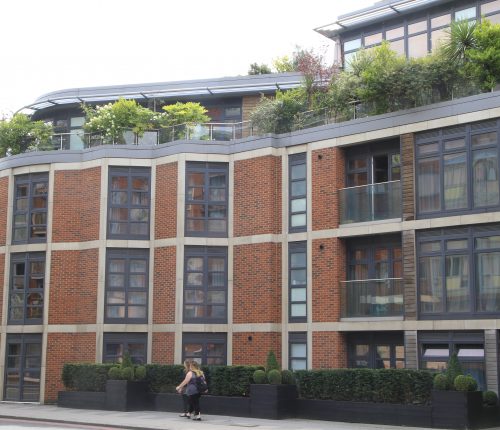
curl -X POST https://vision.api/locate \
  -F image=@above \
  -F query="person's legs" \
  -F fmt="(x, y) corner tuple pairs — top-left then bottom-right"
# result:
(179, 394), (190, 417)
(192, 393), (201, 419)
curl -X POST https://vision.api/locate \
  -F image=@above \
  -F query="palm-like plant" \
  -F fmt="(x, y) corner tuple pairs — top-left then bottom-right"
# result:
(441, 19), (477, 63)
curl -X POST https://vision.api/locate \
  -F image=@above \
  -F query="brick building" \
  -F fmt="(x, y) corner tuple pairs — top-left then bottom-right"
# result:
(2, 0), (500, 404)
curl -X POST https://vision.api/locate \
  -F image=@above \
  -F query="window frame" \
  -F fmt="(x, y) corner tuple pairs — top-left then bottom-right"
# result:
(289, 242), (307, 323)
(103, 332), (147, 364)
(185, 162), (228, 238)
(182, 332), (227, 365)
(104, 248), (149, 324)
(347, 332), (405, 369)
(107, 166), (151, 240)
(289, 332), (308, 371)
(289, 153), (307, 233)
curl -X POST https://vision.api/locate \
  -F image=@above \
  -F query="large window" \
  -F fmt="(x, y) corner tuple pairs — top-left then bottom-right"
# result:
(4, 334), (42, 402)
(289, 332), (307, 370)
(183, 246), (227, 323)
(105, 249), (149, 323)
(107, 167), (150, 239)
(182, 333), (226, 365)
(9, 253), (45, 325)
(13, 173), (48, 243)
(289, 153), (307, 232)
(348, 332), (404, 369)
(289, 242), (307, 322)
(103, 333), (147, 364)
(419, 332), (485, 390)
(416, 120), (500, 217)
(418, 225), (500, 317)
(185, 162), (228, 237)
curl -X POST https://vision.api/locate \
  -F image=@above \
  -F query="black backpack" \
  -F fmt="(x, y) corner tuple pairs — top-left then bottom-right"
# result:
(195, 374), (208, 394)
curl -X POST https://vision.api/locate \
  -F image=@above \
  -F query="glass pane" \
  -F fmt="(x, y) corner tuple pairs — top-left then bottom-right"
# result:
(408, 20), (427, 34)
(291, 288), (306, 302)
(32, 197), (47, 209)
(444, 152), (467, 209)
(128, 292), (147, 305)
(408, 33), (428, 58)
(291, 303), (306, 317)
(187, 257), (203, 271)
(291, 163), (306, 180)
(130, 208), (148, 222)
(419, 256), (443, 313)
(14, 228), (28, 242)
(111, 176), (128, 190)
(14, 214), (27, 226)
(209, 272), (225, 288)
(129, 274), (146, 288)
(130, 260), (146, 273)
(388, 39), (405, 56)
(291, 343), (307, 358)
(365, 32), (382, 46)
(186, 219), (205, 232)
(418, 158), (440, 212)
(347, 172), (367, 186)
(208, 205), (226, 218)
(291, 180), (306, 197)
(187, 172), (204, 187)
(431, 28), (449, 51)
(431, 14), (451, 28)
(421, 241), (441, 253)
(187, 273), (203, 286)
(473, 148), (499, 207)
(482, 1), (500, 14)
(344, 38), (361, 51)
(376, 345), (390, 359)
(291, 359), (307, 370)
(291, 198), (306, 213)
(206, 305), (225, 318)
(107, 291), (125, 304)
(128, 306), (146, 318)
(291, 269), (306, 285)
(110, 208), (128, 221)
(131, 192), (148, 205)
(476, 236), (500, 249)
(348, 158), (367, 170)
(207, 291), (225, 304)
(111, 191), (128, 205)
(106, 306), (125, 318)
(472, 132), (497, 147)
(109, 274), (125, 288)
(444, 138), (465, 151)
(209, 188), (226, 201)
(447, 239), (468, 250)
(209, 172), (226, 187)
(291, 214), (306, 228)
(445, 255), (470, 312)
(455, 7), (476, 21)
(477, 251), (500, 312)
(184, 290), (205, 303)
(16, 198), (28, 211)
(207, 219), (226, 233)
(132, 177), (148, 191)
(386, 26), (404, 40)
(184, 305), (204, 318)
(186, 204), (205, 218)
(291, 252), (306, 268)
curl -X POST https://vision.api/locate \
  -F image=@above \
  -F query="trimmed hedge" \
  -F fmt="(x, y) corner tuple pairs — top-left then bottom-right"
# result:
(205, 365), (263, 396)
(62, 363), (114, 392)
(295, 369), (433, 405)
(145, 364), (184, 393)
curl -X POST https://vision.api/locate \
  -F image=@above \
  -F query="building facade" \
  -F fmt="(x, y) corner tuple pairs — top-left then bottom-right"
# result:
(2, 0), (500, 405)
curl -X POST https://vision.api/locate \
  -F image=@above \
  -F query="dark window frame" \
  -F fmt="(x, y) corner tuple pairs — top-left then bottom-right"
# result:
(347, 332), (405, 369)
(289, 242), (307, 323)
(103, 332), (147, 364)
(12, 173), (48, 244)
(104, 248), (149, 324)
(289, 332), (307, 370)
(107, 166), (151, 240)
(289, 153), (307, 233)
(182, 332), (227, 365)
(183, 246), (228, 324)
(185, 162), (228, 238)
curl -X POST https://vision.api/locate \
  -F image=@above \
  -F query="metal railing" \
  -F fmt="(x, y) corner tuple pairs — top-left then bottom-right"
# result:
(339, 180), (402, 224)
(340, 278), (404, 318)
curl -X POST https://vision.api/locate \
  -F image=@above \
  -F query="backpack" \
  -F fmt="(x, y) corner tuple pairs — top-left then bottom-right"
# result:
(195, 374), (208, 394)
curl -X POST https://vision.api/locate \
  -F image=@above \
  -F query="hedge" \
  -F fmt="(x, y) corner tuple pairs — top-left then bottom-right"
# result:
(62, 363), (114, 392)
(294, 369), (433, 405)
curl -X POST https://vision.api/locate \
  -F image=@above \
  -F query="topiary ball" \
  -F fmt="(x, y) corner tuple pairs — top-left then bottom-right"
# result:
(253, 369), (267, 384)
(483, 390), (498, 406)
(267, 369), (282, 385)
(135, 365), (146, 381)
(108, 366), (122, 380)
(281, 369), (296, 385)
(121, 366), (134, 381)
(454, 375), (478, 392)
(433, 373), (449, 390)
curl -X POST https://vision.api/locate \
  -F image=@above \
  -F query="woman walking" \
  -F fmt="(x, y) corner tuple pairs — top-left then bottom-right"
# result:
(176, 361), (205, 420)
(178, 360), (191, 417)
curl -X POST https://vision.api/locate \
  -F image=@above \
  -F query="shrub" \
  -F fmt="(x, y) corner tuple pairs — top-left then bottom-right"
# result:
(108, 366), (122, 380)
(281, 369), (296, 385)
(268, 369), (282, 385)
(62, 363), (114, 392)
(266, 351), (280, 372)
(433, 373), (449, 391)
(145, 364), (184, 393)
(483, 390), (498, 406)
(135, 365), (147, 381)
(208, 365), (263, 396)
(446, 352), (463, 389)
(454, 375), (478, 392)
(253, 369), (267, 384)
(121, 367), (134, 381)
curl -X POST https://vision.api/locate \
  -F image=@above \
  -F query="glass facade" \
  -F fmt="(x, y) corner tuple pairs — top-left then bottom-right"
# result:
(182, 333), (226, 365)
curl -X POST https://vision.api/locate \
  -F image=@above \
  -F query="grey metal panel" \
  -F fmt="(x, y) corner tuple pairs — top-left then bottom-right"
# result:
(404, 330), (418, 370)
(485, 330), (499, 393)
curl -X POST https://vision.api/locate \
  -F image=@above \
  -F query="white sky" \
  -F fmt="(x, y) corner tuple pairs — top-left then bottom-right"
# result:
(0, 0), (374, 116)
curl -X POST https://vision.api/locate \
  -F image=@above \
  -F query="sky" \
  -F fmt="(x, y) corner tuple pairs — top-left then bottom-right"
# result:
(0, 0), (374, 117)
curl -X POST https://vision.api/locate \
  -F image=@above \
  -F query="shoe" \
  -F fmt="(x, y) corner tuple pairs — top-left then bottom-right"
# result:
(193, 414), (201, 421)
(179, 413), (189, 417)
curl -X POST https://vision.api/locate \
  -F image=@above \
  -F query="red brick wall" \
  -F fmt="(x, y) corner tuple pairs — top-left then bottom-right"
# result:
(312, 147), (345, 231)
(45, 332), (96, 402)
(152, 332), (175, 364)
(155, 162), (177, 239)
(234, 156), (282, 237)
(312, 238), (345, 322)
(232, 332), (281, 366)
(52, 168), (101, 242)
(0, 177), (8, 246)
(312, 332), (347, 368)
(49, 249), (98, 324)
(153, 247), (176, 324)
(233, 243), (281, 323)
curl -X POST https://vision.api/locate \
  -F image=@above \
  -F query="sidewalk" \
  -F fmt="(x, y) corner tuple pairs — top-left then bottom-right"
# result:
(0, 402), (444, 430)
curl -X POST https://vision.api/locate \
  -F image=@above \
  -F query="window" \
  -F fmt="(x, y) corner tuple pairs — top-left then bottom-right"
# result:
(289, 332), (307, 370)
(419, 332), (485, 390)
(184, 247), (227, 323)
(108, 167), (150, 239)
(455, 7), (476, 21)
(418, 225), (500, 317)
(103, 333), (147, 364)
(9, 253), (45, 325)
(4, 334), (42, 401)
(182, 333), (226, 365)
(13, 173), (48, 243)
(105, 249), (149, 323)
(416, 121), (500, 217)
(289, 153), (307, 232)
(185, 162), (228, 237)
(289, 242), (307, 322)
(348, 332), (404, 369)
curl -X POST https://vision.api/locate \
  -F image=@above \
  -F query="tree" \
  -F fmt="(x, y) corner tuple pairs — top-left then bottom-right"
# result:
(248, 63), (272, 75)
(160, 102), (209, 127)
(0, 113), (53, 157)
(273, 55), (295, 73)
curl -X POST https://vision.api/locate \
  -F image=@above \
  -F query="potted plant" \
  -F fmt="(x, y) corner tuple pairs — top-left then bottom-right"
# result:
(250, 351), (297, 419)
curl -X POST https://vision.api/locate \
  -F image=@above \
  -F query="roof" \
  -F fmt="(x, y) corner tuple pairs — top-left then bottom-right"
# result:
(24, 72), (303, 112)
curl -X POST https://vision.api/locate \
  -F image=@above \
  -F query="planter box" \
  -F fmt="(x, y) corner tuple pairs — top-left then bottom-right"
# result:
(297, 398), (432, 427)
(154, 392), (251, 417)
(105, 380), (152, 411)
(431, 390), (483, 429)
(58, 391), (107, 410)
(250, 384), (297, 419)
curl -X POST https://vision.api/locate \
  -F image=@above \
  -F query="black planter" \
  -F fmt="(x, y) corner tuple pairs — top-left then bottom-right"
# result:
(431, 390), (483, 429)
(250, 384), (297, 419)
(105, 380), (151, 411)
(58, 391), (107, 410)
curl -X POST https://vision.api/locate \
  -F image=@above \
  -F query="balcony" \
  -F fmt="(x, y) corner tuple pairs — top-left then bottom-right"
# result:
(339, 180), (401, 224)
(340, 278), (404, 318)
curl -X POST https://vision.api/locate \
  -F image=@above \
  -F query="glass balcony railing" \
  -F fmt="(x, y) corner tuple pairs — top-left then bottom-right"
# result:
(339, 180), (401, 224)
(340, 278), (404, 318)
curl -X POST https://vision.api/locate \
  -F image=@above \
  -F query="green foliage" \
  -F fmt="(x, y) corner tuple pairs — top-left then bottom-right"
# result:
(208, 365), (263, 396)
(281, 369), (296, 385)
(135, 365), (147, 381)
(160, 102), (210, 127)
(273, 55), (295, 73)
(454, 375), (478, 392)
(267, 369), (282, 385)
(145, 364), (184, 393)
(253, 369), (268, 384)
(446, 352), (464, 389)
(62, 363), (114, 392)
(294, 369), (433, 405)
(121, 352), (133, 369)
(266, 351), (280, 372)
(121, 366), (134, 381)
(108, 366), (122, 380)
(441, 19), (478, 63)
(483, 390), (498, 406)
(433, 373), (450, 391)
(0, 113), (53, 157)
(248, 63), (272, 75)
